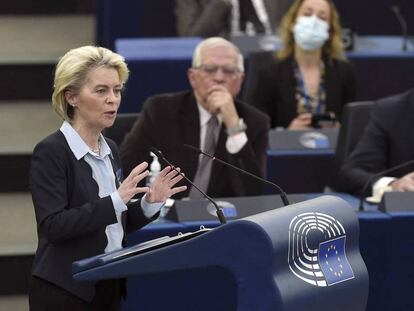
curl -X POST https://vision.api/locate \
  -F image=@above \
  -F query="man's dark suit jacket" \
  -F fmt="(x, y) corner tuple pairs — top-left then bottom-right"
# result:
(120, 90), (270, 199)
(174, 0), (291, 38)
(244, 54), (357, 128)
(30, 131), (152, 302)
(336, 89), (414, 195)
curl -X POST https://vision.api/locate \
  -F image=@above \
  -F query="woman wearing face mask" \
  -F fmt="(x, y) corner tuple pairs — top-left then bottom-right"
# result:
(246, 0), (356, 129)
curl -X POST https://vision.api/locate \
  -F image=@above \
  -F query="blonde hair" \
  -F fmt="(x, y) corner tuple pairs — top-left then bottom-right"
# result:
(277, 0), (345, 61)
(192, 37), (245, 73)
(52, 46), (129, 120)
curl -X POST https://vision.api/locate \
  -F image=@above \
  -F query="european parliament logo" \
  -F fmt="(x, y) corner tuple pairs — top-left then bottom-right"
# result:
(288, 212), (354, 287)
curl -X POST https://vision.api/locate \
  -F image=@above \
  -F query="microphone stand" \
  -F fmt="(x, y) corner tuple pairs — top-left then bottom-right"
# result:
(150, 148), (227, 224)
(183, 144), (290, 206)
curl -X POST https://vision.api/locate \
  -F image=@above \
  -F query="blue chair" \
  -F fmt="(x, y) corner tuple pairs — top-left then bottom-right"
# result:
(329, 101), (375, 190)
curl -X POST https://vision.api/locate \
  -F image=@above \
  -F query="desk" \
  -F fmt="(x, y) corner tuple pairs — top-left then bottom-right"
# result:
(266, 128), (338, 193)
(116, 36), (414, 113)
(266, 149), (334, 193)
(122, 194), (413, 311)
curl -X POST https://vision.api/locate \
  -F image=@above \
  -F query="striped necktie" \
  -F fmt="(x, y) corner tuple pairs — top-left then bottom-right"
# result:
(189, 116), (220, 198)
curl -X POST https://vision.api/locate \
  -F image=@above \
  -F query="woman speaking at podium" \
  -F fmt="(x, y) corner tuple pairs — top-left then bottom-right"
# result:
(28, 46), (186, 310)
(247, 0), (356, 129)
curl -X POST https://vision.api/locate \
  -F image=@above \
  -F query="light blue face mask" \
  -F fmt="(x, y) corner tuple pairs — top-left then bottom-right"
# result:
(293, 15), (329, 51)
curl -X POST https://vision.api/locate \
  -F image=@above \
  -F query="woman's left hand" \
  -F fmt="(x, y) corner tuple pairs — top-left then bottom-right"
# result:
(145, 166), (187, 203)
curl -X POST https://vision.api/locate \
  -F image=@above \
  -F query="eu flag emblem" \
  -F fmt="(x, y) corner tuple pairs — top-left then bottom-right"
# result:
(318, 236), (354, 285)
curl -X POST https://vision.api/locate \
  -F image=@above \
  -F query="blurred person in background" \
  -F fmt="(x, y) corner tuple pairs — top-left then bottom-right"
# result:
(244, 0), (356, 129)
(175, 0), (293, 38)
(120, 37), (269, 199)
(335, 89), (414, 197)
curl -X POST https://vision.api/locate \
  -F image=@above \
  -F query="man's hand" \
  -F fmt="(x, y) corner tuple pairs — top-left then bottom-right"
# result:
(390, 171), (414, 191)
(206, 85), (239, 128)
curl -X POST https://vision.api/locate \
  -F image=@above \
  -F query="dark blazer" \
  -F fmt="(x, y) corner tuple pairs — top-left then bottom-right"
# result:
(336, 89), (414, 195)
(245, 54), (356, 128)
(30, 131), (152, 302)
(120, 90), (270, 199)
(174, 0), (291, 37)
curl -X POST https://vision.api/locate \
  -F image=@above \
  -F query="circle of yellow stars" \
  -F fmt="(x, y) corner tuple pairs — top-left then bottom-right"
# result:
(324, 244), (344, 277)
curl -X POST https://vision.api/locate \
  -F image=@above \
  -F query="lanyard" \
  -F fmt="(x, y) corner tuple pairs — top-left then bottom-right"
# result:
(294, 61), (325, 113)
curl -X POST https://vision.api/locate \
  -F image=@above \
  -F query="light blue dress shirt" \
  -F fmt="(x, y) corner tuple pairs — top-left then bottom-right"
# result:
(60, 121), (163, 252)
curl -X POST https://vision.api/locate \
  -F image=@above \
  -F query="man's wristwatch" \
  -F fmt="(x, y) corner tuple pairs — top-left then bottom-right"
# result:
(226, 118), (247, 136)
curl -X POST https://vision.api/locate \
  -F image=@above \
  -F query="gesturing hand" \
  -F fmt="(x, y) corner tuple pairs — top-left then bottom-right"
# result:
(118, 162), (150, 204)
(145, 166), (187, 203)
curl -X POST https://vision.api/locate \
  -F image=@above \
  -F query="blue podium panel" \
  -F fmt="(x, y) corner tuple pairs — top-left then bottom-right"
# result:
(123, 194), (412, 311)
(124, 195), (412, 311)
(244, 196), (368, 311)
(387, 211), (414, 311)
(73, 196), (368, 311)
(72, 193), (414, 311)
(357, 211), (393, 311)
(124, 267), (238, 311)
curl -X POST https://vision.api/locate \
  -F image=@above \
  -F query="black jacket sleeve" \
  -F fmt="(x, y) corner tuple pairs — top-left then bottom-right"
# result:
(175, 0), (232, 37)
(30, 135), (117, 243)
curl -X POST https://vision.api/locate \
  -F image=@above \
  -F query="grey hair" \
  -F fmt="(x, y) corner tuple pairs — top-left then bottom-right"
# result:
(192, 37), (244, 73)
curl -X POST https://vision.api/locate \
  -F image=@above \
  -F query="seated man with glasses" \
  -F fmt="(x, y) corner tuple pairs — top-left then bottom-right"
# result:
(120, 37), (270, 199)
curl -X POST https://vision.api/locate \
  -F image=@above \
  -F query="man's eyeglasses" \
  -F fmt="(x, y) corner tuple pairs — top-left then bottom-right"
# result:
(195, 64), (241, 77)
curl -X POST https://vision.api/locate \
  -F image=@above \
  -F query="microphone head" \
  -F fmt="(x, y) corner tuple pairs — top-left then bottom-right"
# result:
(391, 5), (399, 14)
(184, 143), (214, 159)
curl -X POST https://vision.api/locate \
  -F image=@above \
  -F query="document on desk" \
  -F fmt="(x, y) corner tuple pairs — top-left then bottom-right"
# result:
(72, 227), (212, 274)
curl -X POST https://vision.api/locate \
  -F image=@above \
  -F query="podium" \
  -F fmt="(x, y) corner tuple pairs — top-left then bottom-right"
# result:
(73, 196), (368, 311)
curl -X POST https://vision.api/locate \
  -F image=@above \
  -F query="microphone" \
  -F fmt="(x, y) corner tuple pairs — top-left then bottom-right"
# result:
(149, 147), (227, 224)
(391, 5), (408, 52)
(183, 144), (290, 206)
(358, 158), (414, 211)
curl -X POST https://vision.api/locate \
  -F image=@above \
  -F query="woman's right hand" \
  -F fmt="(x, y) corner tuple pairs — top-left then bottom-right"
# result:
(118, 162), (150, 204)
(288, 113), (312, 130)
